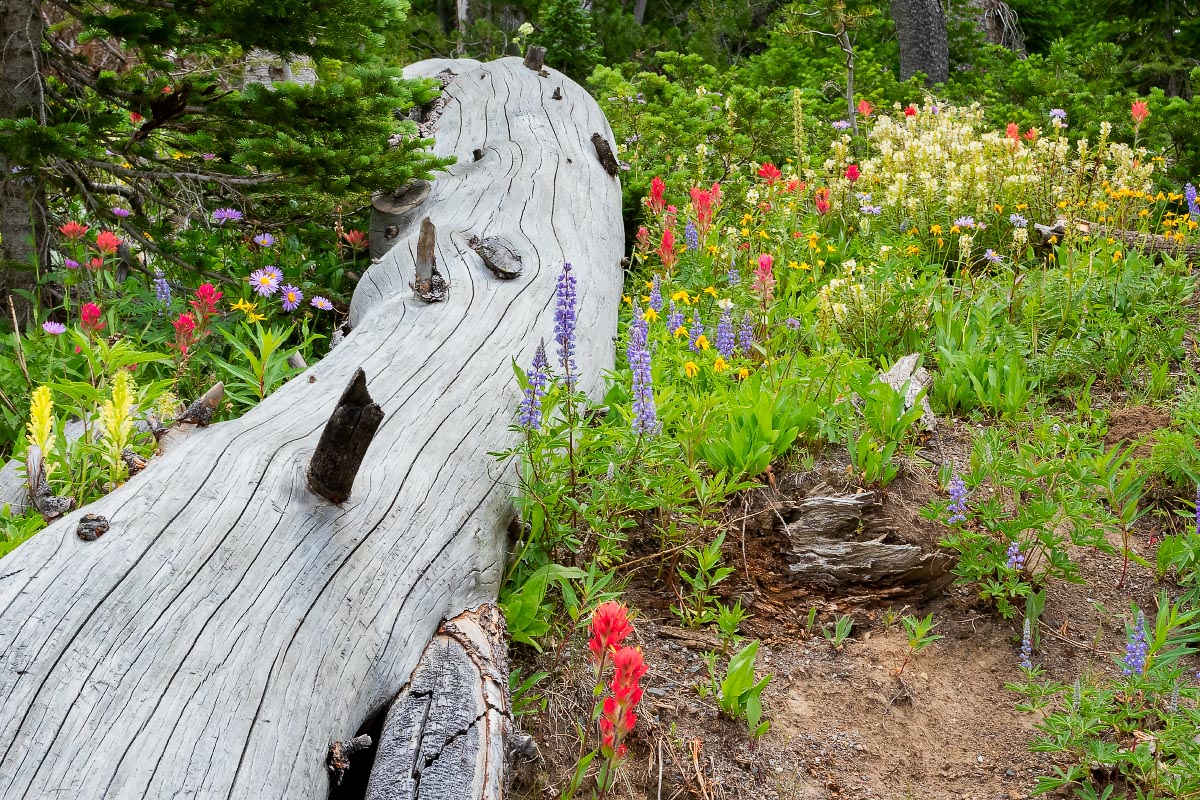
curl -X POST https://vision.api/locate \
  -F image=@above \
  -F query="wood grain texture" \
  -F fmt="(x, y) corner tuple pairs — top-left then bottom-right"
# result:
(0, 56), (622, 799)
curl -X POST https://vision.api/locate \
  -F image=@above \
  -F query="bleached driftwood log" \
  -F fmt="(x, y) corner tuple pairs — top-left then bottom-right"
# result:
(0, 56), (622, 799)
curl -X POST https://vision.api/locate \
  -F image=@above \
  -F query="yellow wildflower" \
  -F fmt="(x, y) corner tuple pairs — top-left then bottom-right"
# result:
(737, 368), (750, 380)
(622, 294), (631, 305)
(27, 386), (56, 465)
(707, 245), (719, 256)
(643, 308), (659, 322)
(713, 357), (728, 373)
(788, 260), (800, 270)
(930, 225), (942, 235)
(703, 286), (718, 298)
(671, 290), (689, 303)
(740, 228), (750, 237)
(694, 334), (710, 351)
(674, 326), (688, 338)
(684, 361), (699, 378)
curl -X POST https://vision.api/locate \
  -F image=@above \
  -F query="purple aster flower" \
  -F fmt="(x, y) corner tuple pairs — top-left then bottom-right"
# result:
(280, 284), (303, 312)
(311, 296), (333, 310)
(1186, 183), (1198, 218)
(153, 268), (171, 308)
(554, 263), (578, 388)
(1018, 618), (1034, 670)
(1009, 213), (1028, 228)
(1006, 541), (1026, 570)
(516, 340), (550, 431)
(42, 321), (66, 335)
(63, 258), (80, 270)
(649, 275), (663, 313)
(831, 120), (851, 131)
(250, 266), (282, 297)
(785, 317), (802, 331)
(737, 312), (755, 355)
(627, 301), (648, 367)
(1122, 611), (1149, 676)
(715, 307), (735, 358)
(1049, 108), (1067, 122)
(984, 249), (1003, 265)
(947, 475), (968, 524)
(666, 301), (683, 336)
(202, 153), (217, 160)
(953, 216), (976, 229)
(684, 220), (699, 251)
(861, 205), (883, 216)
(212, 207), (243, 225)
(688, 309), (703, 352)
(112, 208), (131, 218)
(253, 233), (276, 248)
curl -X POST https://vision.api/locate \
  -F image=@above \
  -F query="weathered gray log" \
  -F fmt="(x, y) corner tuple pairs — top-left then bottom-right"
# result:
(305, 368), (385, 504)
(370, 181), (433, 260)
(1035, 218), (1200, 262)
(366, 604), (510, 800)
(0, 56), (622, 799)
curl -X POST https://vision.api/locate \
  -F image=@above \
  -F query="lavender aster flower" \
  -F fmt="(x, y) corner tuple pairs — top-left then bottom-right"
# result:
(860, 205), (883, 216)
(984, 249), (1003, 265)
(112, 208), (131, 218)
(212, 207), (243, 225)
(649, 275), (663, 313)
(516, 340), (550, 430)
(280, 284), (303, 312)
(785, 317), (802, 331)
(953, 216), (976, 229)
(554, 263), (578, 388)
(42, 321), (66, 335)
(688, 309), (703, 352)
(253, 233), (276, 248)
(202, 153), (217, 160)
(715, 307), (735, 358)
(831, 120), (851, 131)
(1008, 213), (1028, 228)
(153, 268), (171, 308)
(1049, 108), (1067, 122)
(630, 343), (659, 436)
(64, 259), (80, 270)
(1006, 541), (1026, 570)
(684, 220), (699, 251)
(947, 475), (968, 524)
(737, 313), (755, 355)
(1122, 611), (1149, 676)
(311, 296), (333, 310)
(1019, 618), (1034, 670)
(250, 266), (282, 297)
(667, 301), (683, 336)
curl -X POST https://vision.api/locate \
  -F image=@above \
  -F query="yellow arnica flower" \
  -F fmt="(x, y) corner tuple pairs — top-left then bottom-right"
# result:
(644, 280), (655, 289)
(713, 357), (728, 373)
(706, 245), (719, 256)
(694, 334), (710, 351)
(740, 228), (750, 237)
(231, 297), (259, 320)
(788, 260), (800, 270)
(671, 290), (689, 303)
(737, 368), (750, 380)
(703, 286), (718, 297)
(622, 295), (631, 305)
(684, 361), (699, 378)
(643, 308), (659, 322)
(27, 385), (56, 461)
(674, 326), (688, 338)
(930, 225), (942, 235)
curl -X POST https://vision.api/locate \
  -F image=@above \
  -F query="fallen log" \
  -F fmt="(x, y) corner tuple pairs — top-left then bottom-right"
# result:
(1035, 218), (1200, 262)
(0, 55), (623, 799)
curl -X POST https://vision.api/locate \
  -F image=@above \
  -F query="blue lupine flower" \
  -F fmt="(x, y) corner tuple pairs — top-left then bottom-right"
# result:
(516, 340), (550, 430)
(737, 313), (754, 355)
(1006, 541), (1026, 570)
(649, 274), (663, 313)
(627, 301), (648, 367)
(554, 262), (578, 388)
(153, 269), (171, 309)
(715, 307), (735, 358)
(947, 475), (968, 524)
(1122, 611), (1149, 676)
(630, 342), (659, 437)
(1186, 183), (1198, 218)
(1019, 618), (1033, 670)
(666, 300), (683, 336)
(685, 220), (699, 251)
(688, 309), (703, 352)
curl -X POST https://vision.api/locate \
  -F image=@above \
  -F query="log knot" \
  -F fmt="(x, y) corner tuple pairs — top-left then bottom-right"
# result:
(306, 369), (385, 504)
(76, 513), (110, 542)
(590, 132), (621, 177)
(468, 235), (523, 280)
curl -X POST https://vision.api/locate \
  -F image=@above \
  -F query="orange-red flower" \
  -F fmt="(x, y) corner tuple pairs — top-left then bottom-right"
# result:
(757, 163), (782, 185)
(646, 175), (666, 215)
(903, 105), (917, 117)
(1131, 100), (1149, 128)
(80, 302), (105, 335)
(658, 227), (677, 270)
(598, 646), (647, 761)
(94, 230), (122, 256)
(856, 99), (873, 117)
(588, 601), (633, 664)
(59, 221), (89, 240)
(1005, 122), (1020, 141)
(845, 164), (860, 182)
(341, 230), (368, 250)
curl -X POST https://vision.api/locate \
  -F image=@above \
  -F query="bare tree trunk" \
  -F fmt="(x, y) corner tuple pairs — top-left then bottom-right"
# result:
(0, 56), (623, 799)
(633, 0), (647, 24)
(0, 0), (47, 322)
(890, 0), (950, 86)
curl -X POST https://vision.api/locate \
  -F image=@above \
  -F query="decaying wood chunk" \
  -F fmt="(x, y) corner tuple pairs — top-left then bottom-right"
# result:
(25, 444), (74, 522)
(591, 132), (621, 177)
(365, 604), (511, 800)
(76, 513), (109, 542)
(305, 368), (385, 504)
(410, 216), (449, 302)
(327, 734), (373, 786)
(469, 235), (523, 280)
(176, 381), (224, 426)
(522, 45), (546, 72)
(1035, 218), (1200, 262)
(875, 353), (936, 431)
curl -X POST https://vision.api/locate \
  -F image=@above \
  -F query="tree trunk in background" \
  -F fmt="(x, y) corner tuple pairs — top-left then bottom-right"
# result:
(633, 0), (647, 24)
(891, 0), (950, 86)
(0, 55), (624, 799)
(0, 0), (46, 322)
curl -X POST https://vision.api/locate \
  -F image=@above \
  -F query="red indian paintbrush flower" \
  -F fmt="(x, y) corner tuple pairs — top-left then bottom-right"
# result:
(844, 164), (860, 182)
(1131, 100), (1149, 128)
(342, 230), (368, 250)
(588, 602), (633, 663)
(690, 185), (717, 238)
(856, 99), (873, 117)
(646, 176), (666, 216)
(80, 302), (105, 335)
(757, 163), (782, 185)
(59, 221), (89, 240)
(657, 228), (677, 270)
(903, 105), (917, 117)
(94, 230), (122, 256)
(814, 187), (831, 215)
(598, 646), (647, 760)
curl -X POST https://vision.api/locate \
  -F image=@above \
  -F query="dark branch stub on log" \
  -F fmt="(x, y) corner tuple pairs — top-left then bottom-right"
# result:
(590, 132), (620, 177)
(468, 235), (523, 280)
(410, 216), (449, 302)
(25, 445), (74, 522)
(176, 382), (224, 426)
(327, 734), (373, 786)
(522, 45), (546, 72)
(76, 513), (110, 542)
(306, 369), (385, 504)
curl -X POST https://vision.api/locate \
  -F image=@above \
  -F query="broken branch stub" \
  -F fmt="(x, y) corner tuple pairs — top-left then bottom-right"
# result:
(522, 45), (546, 71)
(25, 444), (74, 522)
(410, 216), (449, 303)
(306, 368), (385, 504)
(591, 132), (620, 177)
(177, 381), (225, 426)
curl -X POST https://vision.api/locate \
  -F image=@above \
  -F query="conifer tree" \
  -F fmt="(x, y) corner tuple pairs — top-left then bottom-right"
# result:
(0, 0), (448, 308)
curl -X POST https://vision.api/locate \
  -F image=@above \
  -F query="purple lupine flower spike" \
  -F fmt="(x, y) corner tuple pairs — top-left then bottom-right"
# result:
(1187, 183), (1198, 218)
(627, 300), (648, 367)
(554, 263), (578, 389)
(628, 324), (659, 436)
(1122, 611), (1148, 676)
(688, 309), (703, 352)
(517, 340), (550, 431)
(667, 300), (683, 336)
(727, 253), (740, 286)
(947, 475), (969, 524)
(737, 312), (755, 355)
(1018, 618), (1033, 670)
(153, 269), (171, 309)
(715, 307), (735, 358)
(1006, 541), (1026, 570)
(649, 275), (663, 313)
(684, 220), (699, 251)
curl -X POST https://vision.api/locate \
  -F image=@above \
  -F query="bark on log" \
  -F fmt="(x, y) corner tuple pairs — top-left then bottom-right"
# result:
(0, 56), (622, 799)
